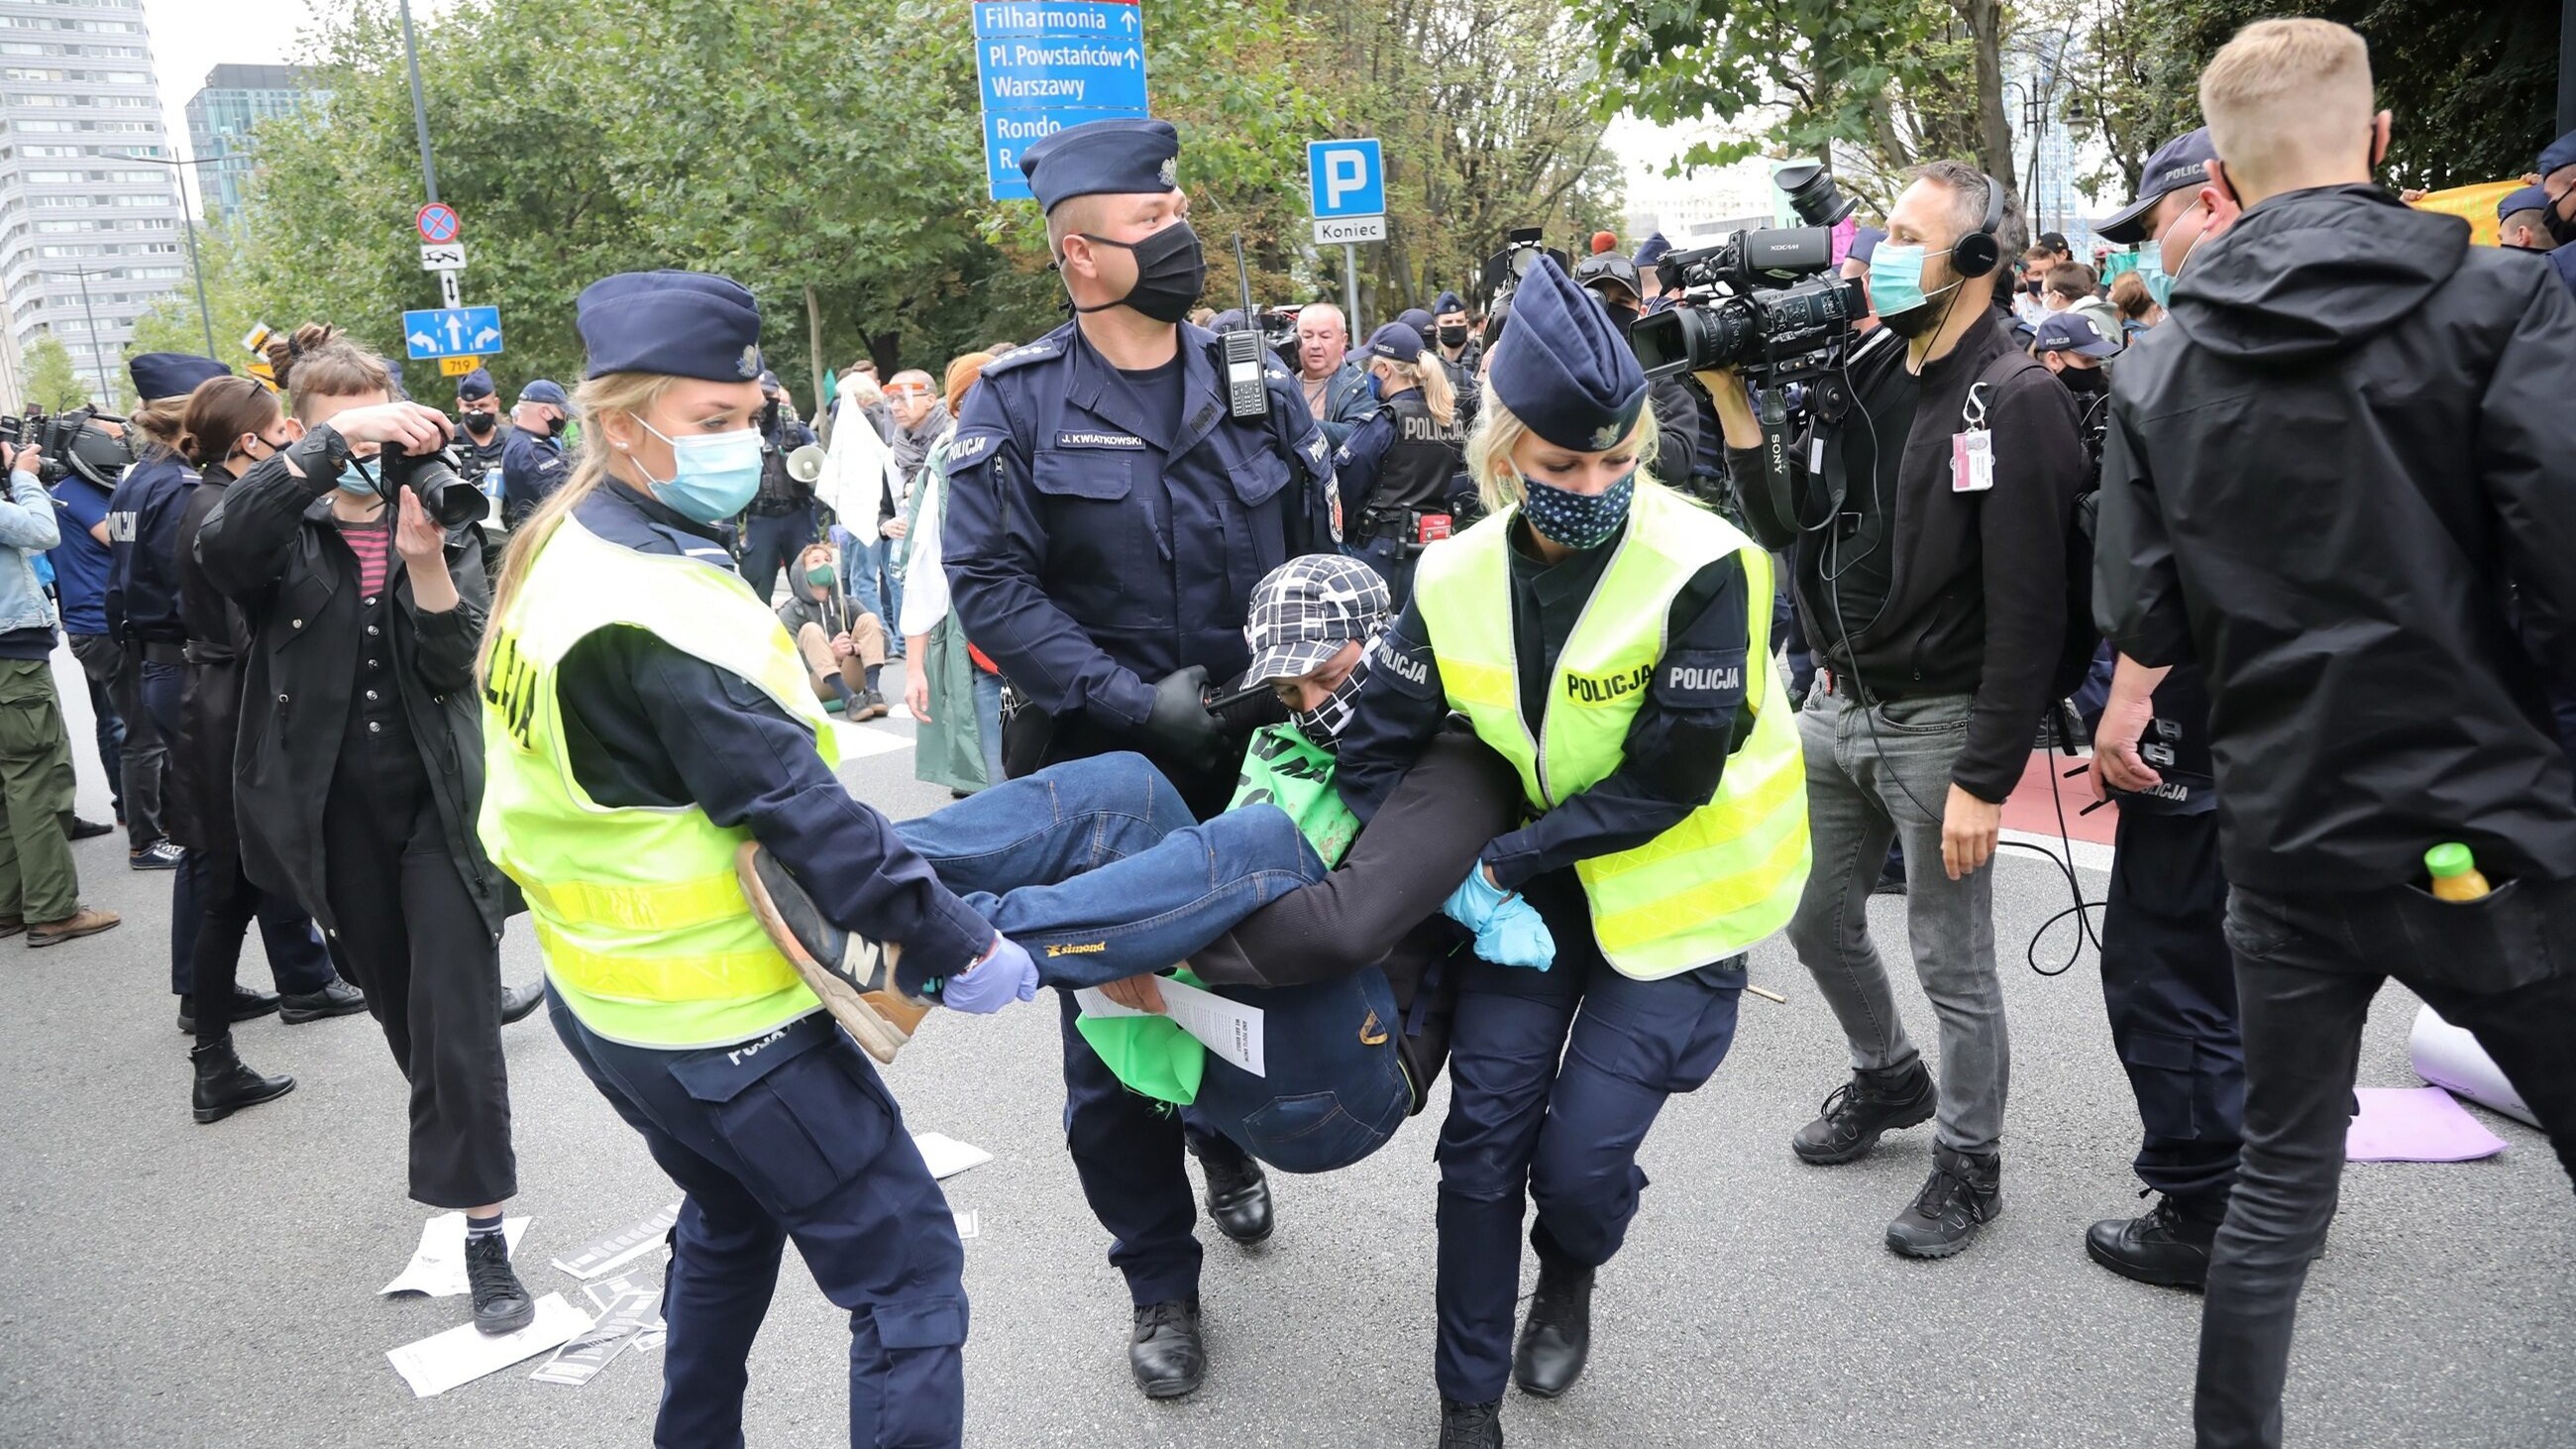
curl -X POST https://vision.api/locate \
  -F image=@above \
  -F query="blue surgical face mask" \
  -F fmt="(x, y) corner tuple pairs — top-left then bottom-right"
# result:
(1866, 241), (1957, 326)
(1519, 468), (1636, 551)
(632, 419), (763, 524)
(2135, 251), (2174, 309)
(340, 456), (382, 499)
(1366, 371), (1384, 401)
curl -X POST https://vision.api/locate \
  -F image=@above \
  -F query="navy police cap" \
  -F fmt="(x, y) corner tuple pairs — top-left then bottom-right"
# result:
(2034, 311), (2120, 358)
(2540, 128), (2576, 178)
(128, 352), (229, 402)
(454, 366), (495, 401)
(1485, 254), (1647, 453)
(1020, 118), (1179, 213)
(2097, 128), (2218, 245)
(1432, 290), (1466, 317)
(577, 270), (763, 383)
(1396, 306), (1435, 338)
(1363, 321), (1424, 365)
(2499, 184), (2550, 221)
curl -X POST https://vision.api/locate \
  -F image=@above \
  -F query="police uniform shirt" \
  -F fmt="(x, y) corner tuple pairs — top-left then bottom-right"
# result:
(499, 428), (570, 524)
(548, 482), (991, 977)
(943, 318), (1340, 729)
(1334, 390), (1467, 522)
(104, 451), (196, 643)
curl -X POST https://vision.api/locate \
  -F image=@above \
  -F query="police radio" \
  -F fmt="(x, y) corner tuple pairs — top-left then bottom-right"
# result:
(1224, 233), (1269, 422)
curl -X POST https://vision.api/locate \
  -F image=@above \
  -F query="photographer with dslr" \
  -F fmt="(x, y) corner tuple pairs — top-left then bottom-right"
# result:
(195, 324), (537, 1337)
(1705, 162), (2086, 1258)
(0, 433), (117, 947)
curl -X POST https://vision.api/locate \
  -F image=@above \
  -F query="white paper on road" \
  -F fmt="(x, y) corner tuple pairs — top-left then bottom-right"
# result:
(1076, 978), (1266, 1078)
(530, 1285), (659, 1387)
(953, 1210), (981, 1241)
(380, 1213), (532, 1297)
(550, 1203), (679, 1280)
(911, 1132), (992, 1179)
(385, 1293), (590, 1397)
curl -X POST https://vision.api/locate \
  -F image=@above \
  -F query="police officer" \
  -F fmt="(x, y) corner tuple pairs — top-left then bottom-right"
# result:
(942, 115), (1339, 1400)
(453, 367), (511, 506)
(2079, 128), (2249, 1289)
(1335, 256), (1809, 1449)
(1335, 321), (1465, 609)
(2536, 129), (2576, 299)
(497, 378), (571, 529)
(737, 367), (820, 603)
(480, 270), (1014, 1447)
(107, 353), (349, 1031)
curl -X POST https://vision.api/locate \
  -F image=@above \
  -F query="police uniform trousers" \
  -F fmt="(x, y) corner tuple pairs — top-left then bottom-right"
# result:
(1028, 722), (1261, 1307)
(1434, 868), (1745, 1405)
(2100, 807), (2243, 1205)
(739, 502), (818, 606)
(549, 998), (968, 1449)
(318, 625), (514, 1209)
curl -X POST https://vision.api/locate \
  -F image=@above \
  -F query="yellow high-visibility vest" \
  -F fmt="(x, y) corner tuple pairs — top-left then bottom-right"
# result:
(1410, 480), (1809, 977)
(479, 511), (837, 1048)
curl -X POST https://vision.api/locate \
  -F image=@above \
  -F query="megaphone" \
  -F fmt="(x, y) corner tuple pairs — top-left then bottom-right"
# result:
(787, 443), (826, 484)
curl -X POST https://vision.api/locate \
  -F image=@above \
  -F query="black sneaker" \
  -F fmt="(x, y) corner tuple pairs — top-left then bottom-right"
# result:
(1885, 1144), (2003, 1259)
(465, 1229), (535, 1335)
(2086, 1192), (2221, 1288)
(1790, 1059), (1936, 1165)
(1438, 1397), (1504, 1449)
(278, 976), (369, 1024)
(129, 839), (184, 871)
(1128, 1296), (1205, 1398)
(737, 841), (928, 1063)
(176, 985), (282, 1034)
(1196, 1142), (1273, 1246)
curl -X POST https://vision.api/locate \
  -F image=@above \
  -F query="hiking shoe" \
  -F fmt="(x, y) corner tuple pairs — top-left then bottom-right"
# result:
(2086, 1191), (2221, 1289)
(1885, 1144), (2003, 1259)
(28, 906), (119, 947)
(737, 840), (926, 1064)
(855, 689), (890, 721)
(465, 1230), (535, 1335)
(1791, 1058), (1936, 1165)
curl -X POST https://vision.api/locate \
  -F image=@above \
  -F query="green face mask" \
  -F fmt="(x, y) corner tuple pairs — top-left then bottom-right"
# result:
(805, 564), (836, 588)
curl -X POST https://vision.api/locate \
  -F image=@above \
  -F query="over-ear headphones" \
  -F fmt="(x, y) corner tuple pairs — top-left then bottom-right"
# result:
(1950, 172), (2008, 279)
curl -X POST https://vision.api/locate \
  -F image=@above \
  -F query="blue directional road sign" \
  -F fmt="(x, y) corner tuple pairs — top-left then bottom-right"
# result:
(401, 305), (504, 362)
(1307, 139), (1385, 219)
(973, 1), (1150, 201)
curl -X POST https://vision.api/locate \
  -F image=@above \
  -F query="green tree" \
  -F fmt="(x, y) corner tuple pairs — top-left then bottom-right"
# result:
(22, 334), (91, 412)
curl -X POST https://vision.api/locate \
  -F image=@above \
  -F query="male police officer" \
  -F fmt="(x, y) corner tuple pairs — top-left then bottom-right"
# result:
(2537, 129), (2576, 299)
(454, 367), (511, 500)
(739, 369), (821, 604)
(944, 115), (1339, 1400)
(498, 379), (571, 530)
(2081, 127), (2247, 1289)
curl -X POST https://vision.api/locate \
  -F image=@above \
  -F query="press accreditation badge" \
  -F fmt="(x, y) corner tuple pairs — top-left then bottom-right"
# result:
(1950, 428), (1994, 493)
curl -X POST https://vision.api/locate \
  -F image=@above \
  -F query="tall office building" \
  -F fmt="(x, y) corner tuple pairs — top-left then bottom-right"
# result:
(2009, 38), (2099, 258)
(184, 62), (309, 228)
(0, 0), (187, 408)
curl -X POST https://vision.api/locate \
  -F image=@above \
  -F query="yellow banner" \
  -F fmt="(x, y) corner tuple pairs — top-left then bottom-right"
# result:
(2408, 181), (2523, 247)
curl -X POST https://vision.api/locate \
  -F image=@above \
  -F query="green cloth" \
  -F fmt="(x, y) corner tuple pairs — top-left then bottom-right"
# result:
(1075, 968), (1208, 1106)
(1230, 722), (1358, 867)
(0, 657), (79, 922)
(905, 442), (991, 795)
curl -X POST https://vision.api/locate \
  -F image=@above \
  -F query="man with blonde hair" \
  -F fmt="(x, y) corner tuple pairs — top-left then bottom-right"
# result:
(2095, 19), (2576, 1447)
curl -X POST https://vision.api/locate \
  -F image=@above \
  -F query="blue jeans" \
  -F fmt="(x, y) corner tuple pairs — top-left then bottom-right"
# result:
(1193, 965), (1413, 1173)
(874, 538), (906, 657)
(892, 752), (1326, 990)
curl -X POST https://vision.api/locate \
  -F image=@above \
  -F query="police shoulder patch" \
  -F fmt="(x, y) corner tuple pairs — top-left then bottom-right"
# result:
(1653, 646), (1749, 710)
(980, 338), (1064, 377)
(1370, 629), (1437, 698)
(947, 430), (1001, 466)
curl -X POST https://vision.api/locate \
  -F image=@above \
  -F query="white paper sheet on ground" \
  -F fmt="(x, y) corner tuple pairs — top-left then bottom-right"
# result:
(385, 1293), (590, 1397)
(1076, 978), (1266, 1077)
(830, 719), (913, 760)
(2411, 1005), (2538, 1127)
(530, 1285), (660, 1387)
(953, 1210), (980, 1240)
(589, 1276), (670, 1354)
(911, 1131), (992, 1179)
(381, 1213), (532, 1297)
(550, 1203), (680, 1280)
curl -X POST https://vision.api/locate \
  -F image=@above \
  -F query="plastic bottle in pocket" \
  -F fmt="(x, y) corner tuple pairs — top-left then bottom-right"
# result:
(2424, 842), (2491, 902)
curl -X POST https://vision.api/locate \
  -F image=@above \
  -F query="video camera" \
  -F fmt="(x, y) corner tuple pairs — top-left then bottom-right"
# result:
(0, 405), (134, 489)
(377, 442), (491, 529)
(1629, 163), (1867, 387)
(1478, 227), (1569, 313)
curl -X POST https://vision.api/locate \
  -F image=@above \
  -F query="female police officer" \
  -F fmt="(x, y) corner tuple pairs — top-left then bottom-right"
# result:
(1334, 321), (1466, 610)
(1335, 256), (1811, 1449)
(476, 271), (1032, 1448)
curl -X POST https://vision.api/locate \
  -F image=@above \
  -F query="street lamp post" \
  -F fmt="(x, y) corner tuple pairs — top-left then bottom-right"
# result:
(122, 150), (224, 360)
(39, 266), (118, 405)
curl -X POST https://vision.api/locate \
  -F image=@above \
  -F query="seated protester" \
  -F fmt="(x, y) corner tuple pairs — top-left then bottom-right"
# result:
(778, 539), (890, 720)
(1334, 323), (1465, 609)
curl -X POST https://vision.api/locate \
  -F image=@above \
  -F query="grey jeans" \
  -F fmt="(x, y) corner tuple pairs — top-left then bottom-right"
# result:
(1785, 685), (2009, 1155)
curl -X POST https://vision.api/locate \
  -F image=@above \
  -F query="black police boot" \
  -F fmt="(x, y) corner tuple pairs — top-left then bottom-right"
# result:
(498, 980), (545, 1025)
(1437, 1396), (1504, 1449)
(2086, 1191), (2222, 1289)
(1885, 1144), (2003, 1259)
(465, 1228), (536, 1335)
(737, 840), (928, 1064)
(190, 1038), (294, 1124)
(176, 985), (282, 1035)
(1791, 1058), (1937, 1165)
(1128, 1296), (1205, 1398)
(278, 976), (368, 1024)
(1194, 1139), (1274, 1246)
(1511, 1242), (1593, 1398)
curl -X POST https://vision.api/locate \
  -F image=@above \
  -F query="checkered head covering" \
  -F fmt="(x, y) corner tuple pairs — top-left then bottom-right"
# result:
(1243, 554), (1391, 685)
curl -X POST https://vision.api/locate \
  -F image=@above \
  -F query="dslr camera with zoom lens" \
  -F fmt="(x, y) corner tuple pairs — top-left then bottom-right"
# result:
(376, 443), (490, 529)
(0, 404), (135, 489)
(1629, 163), (1867, 387)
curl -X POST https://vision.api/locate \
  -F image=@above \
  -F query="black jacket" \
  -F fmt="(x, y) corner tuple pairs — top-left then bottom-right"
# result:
(194, 439), (514, 934)
(1731, 313), (2084, 802)
(165, 471), (253, 871)
(2095, 184), (2576, 893)
(1646, 375), (1701, 493)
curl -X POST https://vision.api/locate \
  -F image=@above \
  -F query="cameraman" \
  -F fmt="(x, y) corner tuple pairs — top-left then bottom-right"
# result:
(1704, 162), (2086, 1258)
(0, 436), (117, 947)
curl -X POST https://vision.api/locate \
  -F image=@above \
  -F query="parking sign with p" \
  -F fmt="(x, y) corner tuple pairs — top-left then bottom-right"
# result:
(1307, 139), (1384, 218)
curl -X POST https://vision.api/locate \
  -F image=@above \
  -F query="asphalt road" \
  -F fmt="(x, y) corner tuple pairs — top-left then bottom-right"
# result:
(1, 646), (2568, 1449)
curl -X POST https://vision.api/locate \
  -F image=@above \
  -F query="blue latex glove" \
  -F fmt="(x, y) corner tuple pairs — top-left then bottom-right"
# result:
(1444, 865), (1556, 970)
(939, 936), (1040, 1014)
